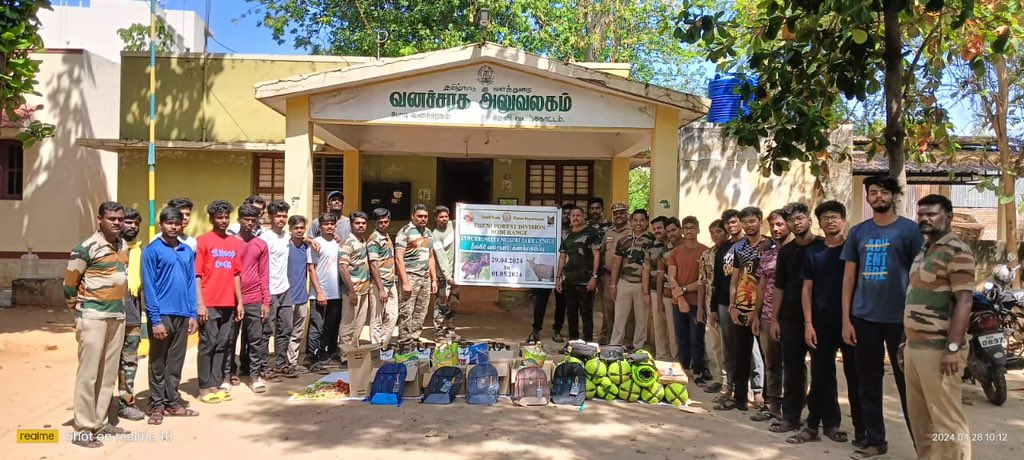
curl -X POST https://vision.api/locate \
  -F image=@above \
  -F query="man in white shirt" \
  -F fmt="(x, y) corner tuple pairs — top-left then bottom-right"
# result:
(259, 200), (295, 377)
(431, 205), (458, 341)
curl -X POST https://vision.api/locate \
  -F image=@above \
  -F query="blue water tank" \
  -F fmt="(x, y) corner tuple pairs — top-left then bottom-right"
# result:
(707, 73), (756, 123)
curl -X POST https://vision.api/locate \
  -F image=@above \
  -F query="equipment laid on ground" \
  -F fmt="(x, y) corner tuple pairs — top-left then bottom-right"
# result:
(370, 363), (407, 406)
(550, 360), (587, 406)
(422, 366), (464, 404)
(466, 363), (500, 405)
(512, 365), (550, 406)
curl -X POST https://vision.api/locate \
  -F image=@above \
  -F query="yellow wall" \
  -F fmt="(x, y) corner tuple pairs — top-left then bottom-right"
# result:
(492, 158), (527, 205)
(120, 56), (354, 142)
(594, 160), (613, 208)
(119, 150), (253, 234)
(360, 154), (438, 229)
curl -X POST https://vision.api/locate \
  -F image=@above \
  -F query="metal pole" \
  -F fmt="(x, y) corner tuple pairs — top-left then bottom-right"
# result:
(147, 0), (157, 240)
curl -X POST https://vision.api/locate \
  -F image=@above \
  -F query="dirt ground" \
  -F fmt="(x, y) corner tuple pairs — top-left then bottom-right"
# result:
(2, 305), (1023, 459)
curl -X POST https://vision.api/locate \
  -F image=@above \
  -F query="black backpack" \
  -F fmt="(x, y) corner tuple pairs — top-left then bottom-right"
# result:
(599, 345), (625, 363)
(550, 361), (587, 406)
(466, 364), (500, 405)
(421, 366), (464, 404)
(566, 340), (598, 360)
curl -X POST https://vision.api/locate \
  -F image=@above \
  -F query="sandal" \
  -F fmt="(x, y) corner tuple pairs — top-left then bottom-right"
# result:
(216, 390), (233, 401)
(703, 382), (723, 393)
(851, 436), (869, 450)
(163, 406), (199, 417)
(750, 410), (775, 422)
(850, 444), (888, 458)
(219, 382), (233, 393)
(251, 380), (267, 393)
(148, 412), (164, 425)
(199, 392), (222, 404)
(769, 420), (801, 433)
(71, 431), (104, 448)
(713, 399), (747, 411)
(229, 375), (241, 386)
(98, 424), (130, 435)
(824, 427), (849, 443)
(786, 428), (821, 444)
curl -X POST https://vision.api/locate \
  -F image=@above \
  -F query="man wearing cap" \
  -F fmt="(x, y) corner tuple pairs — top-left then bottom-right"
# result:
(598, 202), (633, 345)
(309, 191), (352, 242)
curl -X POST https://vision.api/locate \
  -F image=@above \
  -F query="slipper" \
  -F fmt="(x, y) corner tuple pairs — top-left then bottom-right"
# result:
(703, 382), (723, 393)
(71, 432), (104, 448)
(850, 445), (888, 459)
(769, 420), (801, 433)
(787, 428), (821, 444)
(163, 406), (199, 417)
(713, 399), (746, 411)
(750, 410), (775, 422)
(216, 391), (233, 401)
(251, 380), (267, 393)
(98, 425), (131, 435)
(199, 392), (222, 404)
(147, 412), (164, 426)
(851, 437), (869, 450)
(824, 427), (849, 443)
(219, 382), (233, 393)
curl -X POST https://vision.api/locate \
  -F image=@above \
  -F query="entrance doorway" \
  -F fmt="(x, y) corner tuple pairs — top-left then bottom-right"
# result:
(437, 159), (492, 210)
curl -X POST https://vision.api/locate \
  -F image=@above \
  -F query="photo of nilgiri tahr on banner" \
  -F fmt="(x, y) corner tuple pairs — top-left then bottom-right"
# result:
(525, 255), (556, 282)
(460, 252), (491, 281)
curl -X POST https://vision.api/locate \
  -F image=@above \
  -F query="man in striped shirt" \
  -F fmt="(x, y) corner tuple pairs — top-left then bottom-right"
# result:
(64, 202), (129, 448)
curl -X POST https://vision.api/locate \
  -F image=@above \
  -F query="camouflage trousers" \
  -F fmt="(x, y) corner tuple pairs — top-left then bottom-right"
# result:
(398, 276), (431, 342)
(432, 278), (459, 338)
(118, 326), (141, 409)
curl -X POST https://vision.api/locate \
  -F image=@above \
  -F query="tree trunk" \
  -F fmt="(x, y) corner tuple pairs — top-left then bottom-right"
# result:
(883, 3), (908, 215)
(993, 54), (1019, 280)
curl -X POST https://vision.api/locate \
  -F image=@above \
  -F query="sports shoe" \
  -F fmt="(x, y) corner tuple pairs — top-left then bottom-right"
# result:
(118, 405), (145, 421)
(552, 332), (565, 343)
(251, 378), (267, 393)
(526, 330), (540, 343)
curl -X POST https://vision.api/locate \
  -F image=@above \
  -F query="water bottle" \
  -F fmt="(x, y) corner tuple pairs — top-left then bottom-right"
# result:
(21, 242), (39, 278)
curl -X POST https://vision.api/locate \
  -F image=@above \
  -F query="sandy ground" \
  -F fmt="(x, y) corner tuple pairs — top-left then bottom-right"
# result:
(2, 304), (1023, 460)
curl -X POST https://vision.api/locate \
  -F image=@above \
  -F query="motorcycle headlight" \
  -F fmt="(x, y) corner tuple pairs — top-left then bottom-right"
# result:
(984, 281), (995, 291)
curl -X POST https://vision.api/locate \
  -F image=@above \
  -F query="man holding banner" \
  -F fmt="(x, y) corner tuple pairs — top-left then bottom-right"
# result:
(556, 206), (602, 342)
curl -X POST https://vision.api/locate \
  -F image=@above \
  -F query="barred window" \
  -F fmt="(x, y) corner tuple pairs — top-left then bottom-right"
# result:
(252, 153), (344, 213)
(1, 140), (25, 200)
(526, 160), (592, 207)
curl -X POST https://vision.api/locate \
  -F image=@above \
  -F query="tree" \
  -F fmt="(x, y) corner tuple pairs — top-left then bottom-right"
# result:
(0, 0), (54, 147)
(117, 18), (177, 52)
(628, 166), (651, 213)
(676, 0), (980, 213)
(243, 0), (711, 91)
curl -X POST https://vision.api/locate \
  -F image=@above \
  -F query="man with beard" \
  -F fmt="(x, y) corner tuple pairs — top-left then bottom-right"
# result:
(750, 210), (790, 422)
(599, 202), (633, 345)
(791, 201), (864, 445)
(710, 209), (742, 397)
(368, 208), (399, 346)
(717, 206), (769, 411)
(649, 216), (675, 360)
(308, 190), (352, 242)
(306, 213), (342, 373)
(902, 195), (974, 460)
(556, 206), (602, 342)
(529, 203), (572, 343)
(841, 176), (923, 458)
(259, 201), (295, 377)
(112, 208), (145, 423)
(395, 204), (438, 344)
(431, 206), (460, 341)
(610, 209), (654, 350)
(699, 219), (728, 392)
(339, 212), (373, 348)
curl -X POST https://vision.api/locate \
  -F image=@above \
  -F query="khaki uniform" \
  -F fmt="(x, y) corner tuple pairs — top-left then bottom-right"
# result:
(904, 232), (976, 460)
(597, 223), (630, 344)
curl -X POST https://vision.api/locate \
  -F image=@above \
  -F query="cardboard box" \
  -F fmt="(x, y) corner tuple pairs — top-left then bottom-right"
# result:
(370, 360), (428, 398)
(345, 344), (382, 398)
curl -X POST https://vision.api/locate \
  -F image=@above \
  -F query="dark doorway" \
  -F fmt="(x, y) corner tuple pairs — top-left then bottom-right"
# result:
(437, 159), (493, 210)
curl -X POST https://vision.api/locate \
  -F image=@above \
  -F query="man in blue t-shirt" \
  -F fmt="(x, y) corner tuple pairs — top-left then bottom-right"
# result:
(284, 215), (311, 376)
(840, 176), (923, 457)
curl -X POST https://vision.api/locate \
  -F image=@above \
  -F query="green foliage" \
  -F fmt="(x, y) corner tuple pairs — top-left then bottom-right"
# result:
(675, 0), (984, 177)
(1, 0), (53, 148)
(628, 166), (650, 213)
(243, 0), (712, 91)
(117, 19), (177, 52)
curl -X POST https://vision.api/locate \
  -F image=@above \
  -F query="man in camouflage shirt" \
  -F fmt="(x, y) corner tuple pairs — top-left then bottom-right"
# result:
(395, 204), (437, 343)
(556, 206), (602, 341)
(339, 212), (372, 349)
(610, 209), (654, 350)
(368, 208), (399, 346)
(903, 195), (975, 460)
(64, 202), (129, 447)
(649, 216), (676, 360)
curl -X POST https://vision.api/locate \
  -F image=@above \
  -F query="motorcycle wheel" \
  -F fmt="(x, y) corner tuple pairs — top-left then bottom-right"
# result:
(981, 366), (1008, 406)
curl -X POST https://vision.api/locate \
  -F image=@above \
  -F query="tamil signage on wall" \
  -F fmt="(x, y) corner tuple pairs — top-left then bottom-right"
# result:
(310, 63), (656, 129)
(454, 203), (561, 289)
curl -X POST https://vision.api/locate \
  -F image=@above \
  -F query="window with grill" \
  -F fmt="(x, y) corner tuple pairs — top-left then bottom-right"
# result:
(252, 153), (345, 213)
(526, 161), (593, 207)
(0, 140), (24, 200)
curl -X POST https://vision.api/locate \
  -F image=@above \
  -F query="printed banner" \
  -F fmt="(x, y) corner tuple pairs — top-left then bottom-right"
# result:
(454, 204), (561, 288)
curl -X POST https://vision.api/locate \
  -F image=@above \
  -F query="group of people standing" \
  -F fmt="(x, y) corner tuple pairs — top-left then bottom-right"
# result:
(535, 177), (976, 459)
(63, 191), (462, 447)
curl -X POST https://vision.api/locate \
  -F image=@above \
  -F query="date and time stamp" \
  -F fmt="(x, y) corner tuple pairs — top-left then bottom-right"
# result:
(931, 432), (1010, 443)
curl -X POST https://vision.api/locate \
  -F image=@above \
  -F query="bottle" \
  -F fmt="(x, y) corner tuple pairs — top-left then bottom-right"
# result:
(21, 242), (39, 279)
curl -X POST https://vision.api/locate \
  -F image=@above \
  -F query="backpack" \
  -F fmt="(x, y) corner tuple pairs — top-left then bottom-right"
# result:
(421, 366), (464, 404)
(600, 345), (626, 363)
(566, 340), (598, 360)
(512, 365), (550, 406)
(466, 364), (500, 405)
(369, 363), (407, 406)
(550, 361), (587, 406)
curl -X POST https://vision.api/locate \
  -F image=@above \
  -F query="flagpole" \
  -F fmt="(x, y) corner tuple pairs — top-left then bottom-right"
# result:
(147, 0), (157, 239)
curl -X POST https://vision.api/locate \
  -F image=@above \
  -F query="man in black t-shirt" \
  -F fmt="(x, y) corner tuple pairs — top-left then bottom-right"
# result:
(709, 209), (741, 397)
(556, 206), (602, 342)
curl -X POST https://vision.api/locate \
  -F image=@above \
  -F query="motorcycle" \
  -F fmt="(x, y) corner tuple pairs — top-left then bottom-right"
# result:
(964, 292), (1008, 406)
(986, 264), (1024, 364)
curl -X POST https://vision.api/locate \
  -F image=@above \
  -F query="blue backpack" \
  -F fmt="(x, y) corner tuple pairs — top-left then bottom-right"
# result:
(466, 364), (500, 405)
(369, 363), (407, 406)
(421, 366), (464, 404)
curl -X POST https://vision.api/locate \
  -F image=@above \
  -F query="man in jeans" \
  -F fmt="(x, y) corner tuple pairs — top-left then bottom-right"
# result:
(841, 176), (923, 458)
(285, 215), (310, 374)
(555, 206), (602, 341)
(395, 204), (438, 344)
(236, 204), (273, 393)
(65, 202), (129, 448)
(666, 217), (708, 381)
(610, 209), (654, 350)
(143, 207), (200, 424)
(698, 219), (728, 393)
(529, 203), (572, 343)
(195, 200), (243, 401)
(259, 201), (295, 377)
(750, 210), (790, 422)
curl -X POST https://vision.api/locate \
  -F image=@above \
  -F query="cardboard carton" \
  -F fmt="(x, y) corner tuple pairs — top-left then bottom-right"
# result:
(345, 344), (382, 398)
(370, 360), (428, 397)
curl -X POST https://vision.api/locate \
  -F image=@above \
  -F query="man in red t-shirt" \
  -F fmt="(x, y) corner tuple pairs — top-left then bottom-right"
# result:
(666, 216), (708, 381)
(195, 200), (243, 403)
(235, 204), (272, 393)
